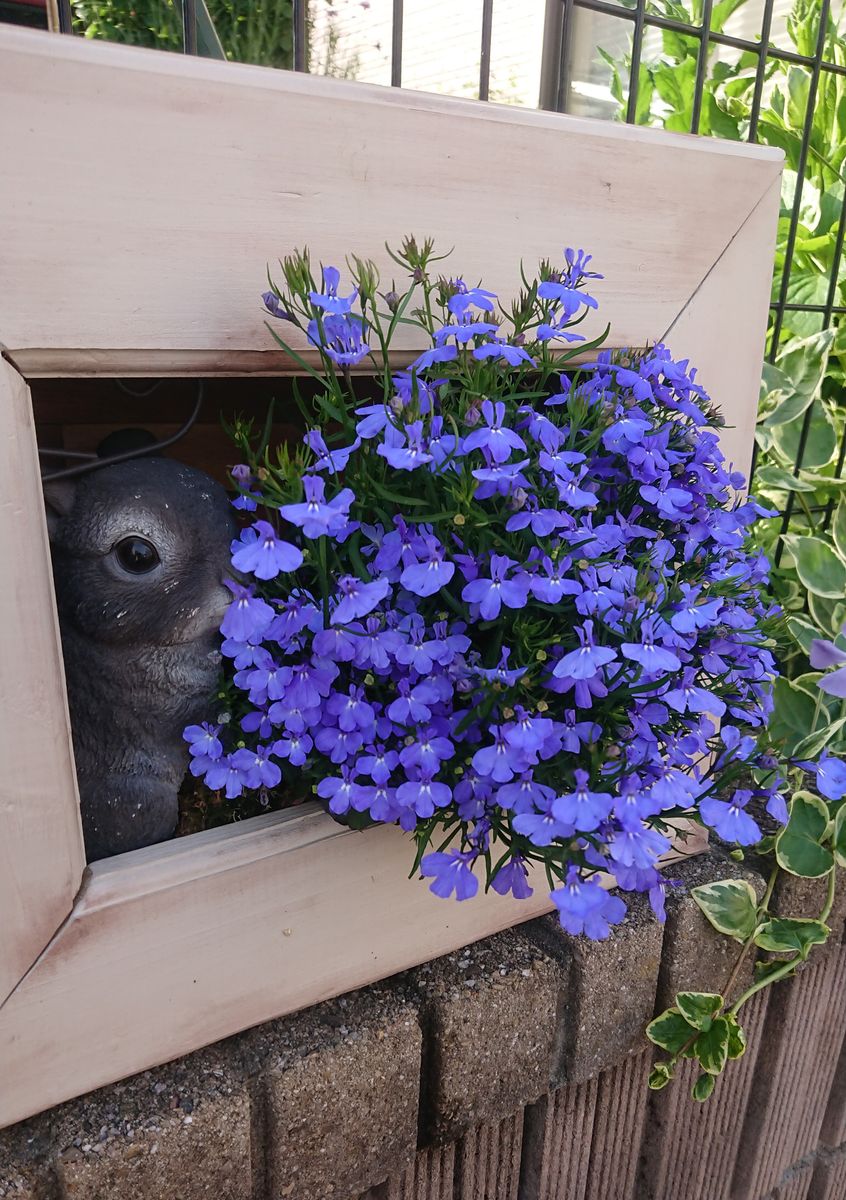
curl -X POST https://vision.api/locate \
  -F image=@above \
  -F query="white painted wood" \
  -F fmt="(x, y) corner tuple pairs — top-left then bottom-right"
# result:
(662, 175), (781, 480)
(0, 26), (781, 378)
(0, 805), (706, 1127)
(0, 357), (86, 1004)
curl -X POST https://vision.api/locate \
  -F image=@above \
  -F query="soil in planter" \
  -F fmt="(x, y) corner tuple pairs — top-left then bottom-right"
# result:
(175, 774), (311, 836)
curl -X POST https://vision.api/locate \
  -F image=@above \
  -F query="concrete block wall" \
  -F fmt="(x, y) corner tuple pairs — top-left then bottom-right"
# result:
(1, 849), (844, 1200)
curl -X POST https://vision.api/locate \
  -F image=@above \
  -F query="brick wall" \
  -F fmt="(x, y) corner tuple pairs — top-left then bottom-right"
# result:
(1, 848), (844, 1200)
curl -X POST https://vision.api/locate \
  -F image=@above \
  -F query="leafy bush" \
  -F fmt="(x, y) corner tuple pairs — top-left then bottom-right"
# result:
(71, 0), (294, 68)
(189, 241), (794, 916)
(179, 239), (846, 1096)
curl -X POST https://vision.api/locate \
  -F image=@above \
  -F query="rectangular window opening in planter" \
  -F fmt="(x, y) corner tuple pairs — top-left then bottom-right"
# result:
(0, 24), (781, 1128)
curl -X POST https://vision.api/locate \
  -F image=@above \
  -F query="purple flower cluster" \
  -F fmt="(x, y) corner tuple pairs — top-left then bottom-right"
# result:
(189, 244), (800, 939)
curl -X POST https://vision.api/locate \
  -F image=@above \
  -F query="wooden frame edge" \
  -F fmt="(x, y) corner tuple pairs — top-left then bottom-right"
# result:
(0, 35), (780, 1125)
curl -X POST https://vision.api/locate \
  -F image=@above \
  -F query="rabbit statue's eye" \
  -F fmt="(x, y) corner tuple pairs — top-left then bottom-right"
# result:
(114, 536), (160, 575)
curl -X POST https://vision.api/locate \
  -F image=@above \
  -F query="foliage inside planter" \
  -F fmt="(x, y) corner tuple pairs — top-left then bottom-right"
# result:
(173, 238), (846, 1097)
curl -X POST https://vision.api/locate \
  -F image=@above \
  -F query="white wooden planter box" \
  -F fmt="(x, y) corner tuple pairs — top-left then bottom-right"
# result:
(0, 25), (780, 1128)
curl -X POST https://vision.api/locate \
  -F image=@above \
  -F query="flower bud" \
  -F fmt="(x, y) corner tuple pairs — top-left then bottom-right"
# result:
(350, 255), (380, 299)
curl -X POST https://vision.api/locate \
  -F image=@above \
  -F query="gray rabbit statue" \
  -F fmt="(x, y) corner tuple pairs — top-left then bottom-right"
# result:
(44, 455), (237, 862)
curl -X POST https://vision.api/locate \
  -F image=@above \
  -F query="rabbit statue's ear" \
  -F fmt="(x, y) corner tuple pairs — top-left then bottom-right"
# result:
(42, 479), (77, 539)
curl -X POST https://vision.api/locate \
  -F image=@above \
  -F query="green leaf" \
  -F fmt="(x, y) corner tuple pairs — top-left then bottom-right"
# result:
(834, 805), (846, 869)
(766, 389), (817, 427)
(780, 535), (846, 599)
(775, 791), (835, 878)
(676, 992), (724, 1032)
(646, 1008), (696, 1054)
(791, 715), (846, 760)
(768, 678), (820, 755)
(809, 592), (846, 639)
(726, 1017), (747, 1060)
(754, 957), (797, 984)
(692, 1072), (716, 1101)
(754, 917), (829, 959)
(695, 1017), (730, 1075)
(367, 478), (428, 508)
(691, 878), (759, 942)
(648, 1062), (674, 1091)
(755, 465), (817, 493)
(772, 408), (837, 470)
(786, 615), (827, 656)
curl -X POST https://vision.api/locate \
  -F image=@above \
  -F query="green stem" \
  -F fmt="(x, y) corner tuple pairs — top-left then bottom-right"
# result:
(730, 866), (838, 1016)
(820, 863), (838, 925)
(718, 866), (778, 1007)
(317, 537), (330, 626)
(729, 956), (797, 1016)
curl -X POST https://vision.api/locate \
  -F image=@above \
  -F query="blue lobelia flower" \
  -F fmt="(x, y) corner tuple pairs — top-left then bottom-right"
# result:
(396, 773), (452, 817)
(183, 722), (223, 761)
(491, 856), (534, 899)
(496, 774), (555, 813)
(536, 279), (597, 315)
(331, 575), (391, 625)
(553, 620), (617, 681)
(477, 650), (529, 687)
(550, 867), (627, 939)
(699, 789), (761, 844)
(317, 766), (359, 814)
(231, 520), (303, 581)
(220, 581), (275, 643)
(355, 744), (400, 785)
(307, 312), (370, 366)
(814, 754), (846, 800)
(325, 686), (376, 733)
(472, 457), (532, 500)
(608, 820), (671, 870)
(506, 505), (566, 536)
(377, 420), (433, 471)
(463, 400), (527, 464)
(669, 583), (723, 634)
(355, 402), (390, 440)
(530, 556), (582, 605)
(420, 850), (479, 900)
(472, 724), (529, 784)
(461, 554), (530, 619)
(810, 633), (846, 698)
(552, 770), (614, 832)
(472, 340), (536, 367)
(231, 745), (283, 790)
(400, 535), (455, 597)
(434, 319), (500, 345)
(308, 265), (357, 314)
(620, 618), (682, 675)
(272, 732), (313, 767)
(279, 475), (354, 539)
(400, 727), (455, 774)
(304, 428), (362, 474)
(411, 344), (458, 371)
(202, 753), (248, 799)
(447, 282), (497, 318)
(512, 797), (574, 846)
(663, 669), (726, 718)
